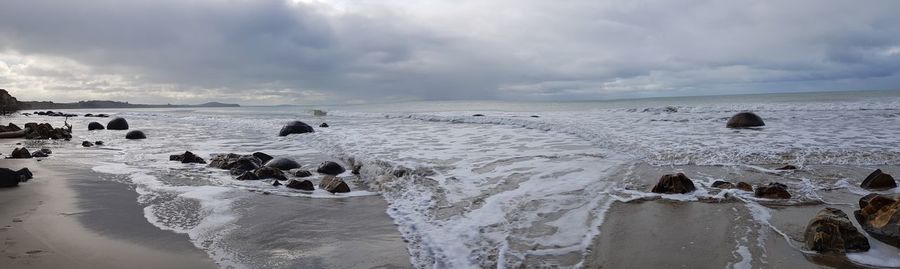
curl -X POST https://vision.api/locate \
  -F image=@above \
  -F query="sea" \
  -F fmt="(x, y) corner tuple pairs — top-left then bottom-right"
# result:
(7, 89), (900, 268)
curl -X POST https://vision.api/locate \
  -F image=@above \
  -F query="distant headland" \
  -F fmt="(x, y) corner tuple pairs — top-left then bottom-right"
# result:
(0, 89), (239, 112)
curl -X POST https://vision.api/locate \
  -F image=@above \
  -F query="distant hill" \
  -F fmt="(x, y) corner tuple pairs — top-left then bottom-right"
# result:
(18, 100), (240, 109)
(0, 89), (21, 115)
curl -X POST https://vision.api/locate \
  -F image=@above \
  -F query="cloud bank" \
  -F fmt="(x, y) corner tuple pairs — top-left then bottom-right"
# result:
(1, 0), (899, 105)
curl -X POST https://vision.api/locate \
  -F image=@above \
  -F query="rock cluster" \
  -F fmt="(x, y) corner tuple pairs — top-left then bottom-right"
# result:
(23, 123), (71, 140)
(34, 111), (78, 117)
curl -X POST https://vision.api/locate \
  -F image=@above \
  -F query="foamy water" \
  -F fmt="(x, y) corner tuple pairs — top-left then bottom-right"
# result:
(10, 90), (900, 268)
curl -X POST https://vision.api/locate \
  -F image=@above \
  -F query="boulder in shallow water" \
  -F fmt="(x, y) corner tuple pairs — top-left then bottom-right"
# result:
(319, 176), (350, 193)
(650, 173), (696, 194)
(88, 122), (105, 130)
(286, 179), (314, 190)
(860, 169), (896, 190)
(31, 150), (48, 158)
(754, 182), (791, 199)
(278, 121), (314, 136)
(854, 194), (900, 248)
(711, 181), (735, 189)
(319, 122), (329, 128)
(10, 147), (32, 159)
(736, 182), (753, 192)
(125, 130), (146, 139)
(726, 112), (765, 128)
(106, 117), (129, 130)
(94, 141), (104, 146)
(254, 166), (287, 181)
(82, 141), (94, 147)
(316, 161), (345, 175)
(804, 207), (869, 253)
(272, 180), (282, 187)
(252, 152), (273, 164)
(23, 123), (71, 140)
(292, 170), (312, 178)
(776, 165), (798, 170)
(265, 158), (301, 170)
(236, 171), (259, 181)
(208, 153), (261, 171)
(39, 148), (52, 155)
(472, 114), (485, 117)
(169, 151), (206, 164)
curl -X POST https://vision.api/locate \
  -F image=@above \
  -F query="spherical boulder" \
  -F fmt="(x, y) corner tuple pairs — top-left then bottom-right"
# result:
(265, 158), (302, 170)
(278, 121), (314, 136)
(316, 161), (346, 175)
(726, 112), (765, 128)
(650, 173), (696, 194)
(106, 117), (129, 130)
(88, 122), (105, 130)
(804, 207), (869, 253)
(125, 130), (146, 139)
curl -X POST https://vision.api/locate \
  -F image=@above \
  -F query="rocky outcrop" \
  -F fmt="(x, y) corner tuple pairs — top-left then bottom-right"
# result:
(125, 130), (146, 139)
(0, 168), (32, 187)
(23, 123), (71, 140)
(804, 207), (869, 253)
(264, 158), (301, 170)
(755, 182), (791, 199)
(169, 151), (206, 164)
(106, 117), (129, 130)
(278, 121), (314, 136)
(0, 89), (21, 115)
(319, 176), (350, 193)
(88, 122), (105, 130)
(860, 169), (896, 190)
(317, 161), (346, 175)
(854, 194), (900, 248)
(254, 166), (287, 181)
(286, 179), (315, 190)
(726, 112), (765, 128)
(650, 173), (696, 194)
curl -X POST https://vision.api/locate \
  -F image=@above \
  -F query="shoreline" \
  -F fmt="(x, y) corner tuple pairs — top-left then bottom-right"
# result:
(0, 158), (217, 269)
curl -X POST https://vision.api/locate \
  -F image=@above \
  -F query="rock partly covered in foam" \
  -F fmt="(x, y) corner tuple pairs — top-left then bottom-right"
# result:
(106, 117), (129, 130)
(854, 194), (900, 248)
(650, 173), (696, 194)
(169, 151), (206, 164)
(754, 182), (791, 199)
(316, 161), (345, 175)
(319, 176), (350, 193)
(278, 121), (314, 136)
(265, 158), (301, 170)
(860, 169), (896, 190)
(726, 112), (765, 128)
(804, 207), (869, 253)
(0, 168), (32, 188)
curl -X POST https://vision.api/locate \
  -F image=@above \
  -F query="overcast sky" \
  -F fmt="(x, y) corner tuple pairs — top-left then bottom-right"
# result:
(1, 0), (899, 105)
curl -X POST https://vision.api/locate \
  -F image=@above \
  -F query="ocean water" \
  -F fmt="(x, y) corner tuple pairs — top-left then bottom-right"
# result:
(8, 89), (900, 268)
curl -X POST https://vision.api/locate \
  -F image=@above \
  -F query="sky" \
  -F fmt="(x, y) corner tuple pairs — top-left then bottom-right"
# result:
(1, 0), (899, 105)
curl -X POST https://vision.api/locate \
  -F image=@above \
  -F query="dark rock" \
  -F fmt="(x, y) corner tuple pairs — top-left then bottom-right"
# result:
(736, 182), (753, 191)
(94, 141), (104, 146)
(286, 179), (315, 190)
(278, 121), (314, 136)
(0, 168), (33, 187)
(252, 152), (273, 164)
(31, 150), (48, 158)
(319, 176), (350, 193)
(776, 165), (798, 170)
(208, 153), (261, 171)
(726, 112), (765, 128)
(0, 123), (21, 132)
(292, 170), (312, 177)
(23, 123), (71, 140)
(711, 181), (735, 189)
(88, 122), (104, 130)
(392, 168), (409, 177)
(530, 115), (540, 118)
(472, 114), (485, 117)
(84, 113), (93, 117)
(39, 148), (52, 155)
(125, 130), (146, 139)
(106, 117), (129, 130)
(236, 171), (259, 181)
(10, 147), (31, 158)
(264, 158), (301, 170)
(754, 182), (791, 199)
(804, 207), (869, 253)
(272, 180), (282, 187)
(319, 123), (329, 128)
(854, 194), (900, 248)
(861, 169), (897, 190)
(254, 166), (288, 181)
(650, 173), (696, 194)
(169, 151), (206, 164)
(317, 161), (345, 175)
(82, 141), (94, 147)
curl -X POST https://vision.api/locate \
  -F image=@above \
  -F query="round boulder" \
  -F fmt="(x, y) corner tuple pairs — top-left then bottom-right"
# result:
(88, 122), (105, 130)
(265, 158), (302, 170)
(804, 207), (869, 253)
(278, 121), (314, 136)
(726, 112), (765, 128)
(125, 130), (146, 139)
(106, 117), (129, 130)
(650, 173), (696, 194)
(317, 161), (346, 175)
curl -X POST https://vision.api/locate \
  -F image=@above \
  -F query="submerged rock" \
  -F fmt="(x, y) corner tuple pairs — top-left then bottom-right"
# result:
(726, 112), (765, 128)
(854, 194), (900, 248)
(125, 130), (146, 139)
(286, 179), (314, 190)
(319, 176), (350, 193)
(804, 207), (869, 253)
(861, 169), (897, 190)
(254, 166), (288, 181)
(278, 121), (314, 136)
(169, 151), (206, 164)
(650, 173), (696, 194)
(754, 182), (791, 199)
(472, 114), (485, 117)
(10, 147), (31, 159)
(88, 122), (105, 130)
(106, 117), (129, 130)
(265, 158), (301, 170)
(316, 161), (346, 175)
